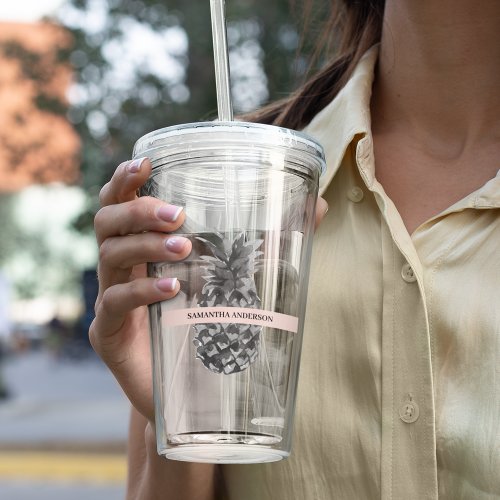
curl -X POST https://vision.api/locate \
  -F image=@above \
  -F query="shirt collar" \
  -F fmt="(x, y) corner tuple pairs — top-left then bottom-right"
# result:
(474, 169), (500, 208)
(302, 45), (378, 196)
(303, 45), (500, 208)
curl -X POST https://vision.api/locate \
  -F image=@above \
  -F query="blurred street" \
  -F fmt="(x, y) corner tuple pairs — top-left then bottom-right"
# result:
(0, 350), (129, 446)
(0, 480), (125, 500)
(0, 350), (129, 499)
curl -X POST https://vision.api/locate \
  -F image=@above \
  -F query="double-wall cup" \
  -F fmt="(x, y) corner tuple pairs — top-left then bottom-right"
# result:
(134, 121), (325, 464)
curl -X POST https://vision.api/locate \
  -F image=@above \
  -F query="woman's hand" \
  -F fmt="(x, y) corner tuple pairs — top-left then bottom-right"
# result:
(90, 156), (328, 422)
(91, 159), (328, 498)
(90, 157), (192, 421)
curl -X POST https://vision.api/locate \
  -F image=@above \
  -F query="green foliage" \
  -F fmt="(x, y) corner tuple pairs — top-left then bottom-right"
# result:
(50, 0), (318, 231)
(0, 187), (96, 300)
(0, 195), (54, 299)
(0, 196), (18, 265)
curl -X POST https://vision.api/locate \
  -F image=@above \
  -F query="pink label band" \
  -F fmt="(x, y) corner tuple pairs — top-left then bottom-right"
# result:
(162, 307), (299, 333)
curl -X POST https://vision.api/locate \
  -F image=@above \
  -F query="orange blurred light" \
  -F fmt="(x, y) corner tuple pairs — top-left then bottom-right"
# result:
(0, 21), (80, 192)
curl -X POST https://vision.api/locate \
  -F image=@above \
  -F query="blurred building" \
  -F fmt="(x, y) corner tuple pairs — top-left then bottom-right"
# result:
(0, 22), (90, 334)
(0, 21), (80, 191)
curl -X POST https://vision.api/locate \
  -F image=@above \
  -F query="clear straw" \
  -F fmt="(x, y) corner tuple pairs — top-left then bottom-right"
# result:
(210, 0), (238, 437)
(210, 0), (234, 121)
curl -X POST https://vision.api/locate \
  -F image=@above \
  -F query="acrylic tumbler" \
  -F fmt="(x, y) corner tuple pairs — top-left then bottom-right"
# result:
(134, 121), (325, 463)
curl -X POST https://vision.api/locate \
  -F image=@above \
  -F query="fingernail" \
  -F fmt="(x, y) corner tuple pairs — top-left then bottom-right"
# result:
(156, 278), (178, 292)
(165, 236), (189, 253)
(157, 205), (183, 223)
(128, 157), (147, 173)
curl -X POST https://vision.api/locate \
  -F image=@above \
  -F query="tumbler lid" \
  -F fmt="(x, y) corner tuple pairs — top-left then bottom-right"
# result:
(133, 121), (326, 178)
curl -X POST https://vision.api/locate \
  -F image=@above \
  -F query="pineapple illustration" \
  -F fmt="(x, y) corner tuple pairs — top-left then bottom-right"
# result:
(193, 232), (264, 374)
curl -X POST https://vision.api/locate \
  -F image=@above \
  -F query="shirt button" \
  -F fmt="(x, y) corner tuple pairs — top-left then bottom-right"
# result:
(401, 263), (417, 283)
(347, 186), (364, 203)
(399, 400), (420, 424)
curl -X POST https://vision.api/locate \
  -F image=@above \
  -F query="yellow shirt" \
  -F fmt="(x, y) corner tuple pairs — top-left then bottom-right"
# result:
(222, 46), (500, 499)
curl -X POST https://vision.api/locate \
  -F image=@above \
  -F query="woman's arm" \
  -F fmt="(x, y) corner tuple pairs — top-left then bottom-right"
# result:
(127, 407), (219, 500)
(92, 158), (221, 500)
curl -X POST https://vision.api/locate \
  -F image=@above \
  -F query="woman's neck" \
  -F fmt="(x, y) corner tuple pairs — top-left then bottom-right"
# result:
(371, 0), (500, 158)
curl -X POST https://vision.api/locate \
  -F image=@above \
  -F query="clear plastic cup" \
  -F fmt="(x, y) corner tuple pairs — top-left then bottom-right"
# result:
(134, 121), (325, 463)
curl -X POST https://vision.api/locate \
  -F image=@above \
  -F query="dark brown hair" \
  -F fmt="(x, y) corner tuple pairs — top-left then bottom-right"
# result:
(249, 0), (385, 130)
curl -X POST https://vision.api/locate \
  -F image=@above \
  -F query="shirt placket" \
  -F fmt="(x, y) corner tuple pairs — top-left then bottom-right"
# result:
(356, 136), (439, 500)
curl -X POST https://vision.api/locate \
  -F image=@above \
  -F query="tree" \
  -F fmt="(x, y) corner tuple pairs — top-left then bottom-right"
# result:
(54, 0), (325, 231)
(0, 1), (332, 301)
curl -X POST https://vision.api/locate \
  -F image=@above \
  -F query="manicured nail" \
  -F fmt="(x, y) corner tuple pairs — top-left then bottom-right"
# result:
(156, 278), (178, 292)
(165, 236), (189, 253)
(128, 157), (147, 173)
(157, 204), (183, 223)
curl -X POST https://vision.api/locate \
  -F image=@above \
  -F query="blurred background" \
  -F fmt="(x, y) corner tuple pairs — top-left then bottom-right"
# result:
(0, 0), (327, 498)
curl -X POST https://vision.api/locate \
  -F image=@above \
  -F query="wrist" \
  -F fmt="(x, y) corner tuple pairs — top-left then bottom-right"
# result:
(144, 420), (157, 452)
(141, 422), (219, 500)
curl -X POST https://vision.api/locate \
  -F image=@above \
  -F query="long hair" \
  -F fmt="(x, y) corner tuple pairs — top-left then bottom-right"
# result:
(248, 0), (385, 130)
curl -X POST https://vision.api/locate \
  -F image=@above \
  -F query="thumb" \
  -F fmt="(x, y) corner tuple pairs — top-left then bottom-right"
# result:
(314, 196), (329, 230)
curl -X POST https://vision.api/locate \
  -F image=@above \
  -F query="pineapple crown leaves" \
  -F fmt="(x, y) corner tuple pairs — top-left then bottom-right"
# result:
(229, 233), (263, 258)
(196, 232), (264, 303)
(196, 233), (264, 274)
(196, 233), (229, 262)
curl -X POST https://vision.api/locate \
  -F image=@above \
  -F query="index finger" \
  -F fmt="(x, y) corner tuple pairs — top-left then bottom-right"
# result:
(99, 157), (151, 207)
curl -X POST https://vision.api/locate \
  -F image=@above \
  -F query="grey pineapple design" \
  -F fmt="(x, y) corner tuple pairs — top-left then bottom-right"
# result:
(193, 232), (264, 374)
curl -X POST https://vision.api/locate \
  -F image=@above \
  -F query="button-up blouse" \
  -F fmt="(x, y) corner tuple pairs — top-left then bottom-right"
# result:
(222, 46), (500, 500)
